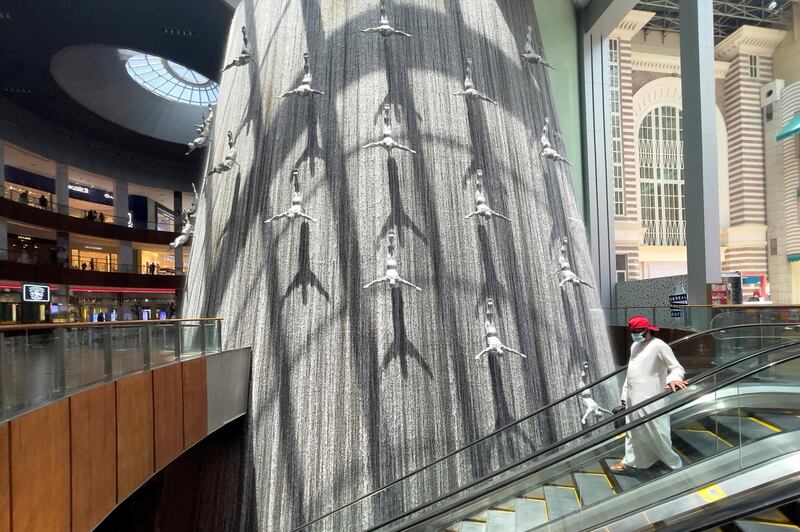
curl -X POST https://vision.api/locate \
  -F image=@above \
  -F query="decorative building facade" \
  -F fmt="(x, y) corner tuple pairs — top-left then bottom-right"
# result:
(611, 10), (791, 300)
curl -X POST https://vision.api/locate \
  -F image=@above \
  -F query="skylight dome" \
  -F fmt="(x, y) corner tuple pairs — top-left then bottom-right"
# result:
(123, 51), (218, 106)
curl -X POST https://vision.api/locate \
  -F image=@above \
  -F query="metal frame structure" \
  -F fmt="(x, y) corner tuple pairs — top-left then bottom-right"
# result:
(636, 0), (796, 37)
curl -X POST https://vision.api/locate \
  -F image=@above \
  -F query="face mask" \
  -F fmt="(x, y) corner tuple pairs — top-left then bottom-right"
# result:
(631, 332), (646, 343)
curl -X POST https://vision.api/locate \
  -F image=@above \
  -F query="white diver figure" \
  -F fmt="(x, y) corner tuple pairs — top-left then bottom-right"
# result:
(264, 169), (317, 223)
(221, 26), (252, 72)
(280, 53), (325, 98)
(362, 104), (416, 156)
(464, 170), (511, 223)
(557, 237), (593, 288)
(361, 0), (411, 38)
(540, 116), (572, 166)
(363, 229), (422, 291)
(186, 117), (210, 155)
(170, 211), (194, 250)
(521, 26), (554, 69)
(206, 131), (239, 177)
(579, 360), (612, 425)
(453, 58), (498, 105)
(186, 183), (199, 216)
(475, 299), (526, 359)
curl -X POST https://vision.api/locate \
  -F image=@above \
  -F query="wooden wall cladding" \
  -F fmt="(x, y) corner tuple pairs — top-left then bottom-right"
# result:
(0, 423), (9, 532)
(70, 383), (117, 532)
(153, 364), (184, 470)
(10, 400), (70, 532)
(116, 372), (155, 501)
(182, 358), (208, 448)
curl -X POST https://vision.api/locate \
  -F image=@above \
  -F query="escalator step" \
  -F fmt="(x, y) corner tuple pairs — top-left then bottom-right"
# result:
(735, 520), (800, 531)
(673, 429), (733, 460)
(710, 415), (779, 443)
(455, 521), (486, 532)
(543, 485), (580, 519)
(515, 498), (548, 529)
(603, 458), (643, 491)
(754, 413), (800, 432)
(486, 509), (515, 532)
(574, 472), (615, 506)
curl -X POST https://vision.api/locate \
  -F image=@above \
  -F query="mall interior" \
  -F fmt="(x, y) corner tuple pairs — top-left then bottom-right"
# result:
(1, 0), (800, 531)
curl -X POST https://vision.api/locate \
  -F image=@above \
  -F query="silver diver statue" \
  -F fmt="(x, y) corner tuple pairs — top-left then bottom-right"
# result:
(170, 183), (200, 250)
(221, 26), (252, 72)
(186, 105), (215, 155)
(540, 117), (572, 166)
(454, 58), (498, 105)
(557, 237), (593, 288)
(464, 170), (511, 223)
(361, 0), (411, 38)
(280, 53), (325, 98)
(206, 131), (239, 177)
(363, 229), (422, 291)
(475, 299), (526, 359)
(264, 169), (317, 223)
(521, 26), (554, 69)
(578, 360), (612, 425)
(362, 104), (416, 156)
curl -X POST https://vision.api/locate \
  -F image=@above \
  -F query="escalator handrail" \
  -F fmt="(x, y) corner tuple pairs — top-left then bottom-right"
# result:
(291, 324), (799, 531)
(372, 343), (800, 532)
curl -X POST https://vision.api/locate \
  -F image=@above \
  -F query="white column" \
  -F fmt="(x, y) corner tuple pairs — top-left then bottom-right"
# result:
(114, 180), (133, 272)
(680, 0), (722, 303)
(55, 163), (69, 215)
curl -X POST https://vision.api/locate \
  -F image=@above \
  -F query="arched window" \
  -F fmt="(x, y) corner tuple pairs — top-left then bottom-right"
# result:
(638, 105), (685, 246)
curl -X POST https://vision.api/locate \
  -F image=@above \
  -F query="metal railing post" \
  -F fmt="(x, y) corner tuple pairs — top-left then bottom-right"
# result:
(199, 322), (206, 355)
(0, 333), (5, 412)
(175, 322), (183, 360)
(143, 324), (152, 369)
(103, 325), (113, 380)
(53, 328), (66, 398)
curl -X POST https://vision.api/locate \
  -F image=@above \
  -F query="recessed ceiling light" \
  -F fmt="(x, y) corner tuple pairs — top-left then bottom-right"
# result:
(768, 1), (778, 10)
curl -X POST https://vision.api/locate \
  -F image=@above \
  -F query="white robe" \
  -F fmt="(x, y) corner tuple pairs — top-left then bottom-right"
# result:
(620, 337), (685, 469)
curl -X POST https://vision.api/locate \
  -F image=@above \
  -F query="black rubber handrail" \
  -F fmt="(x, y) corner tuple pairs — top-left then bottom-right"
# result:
(292, 323), (798, 531)
(371, 342), (800, 531)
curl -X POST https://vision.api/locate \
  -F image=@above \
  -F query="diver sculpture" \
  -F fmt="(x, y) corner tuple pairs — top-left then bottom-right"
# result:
(557, 237), (593, 288)
(206, 131), (239, 177)
(264, 169), (316, 223)
(464, 170), (511, 223)
(521, 26), (554, 69)
(186, 105), (215, 155)
(363, 229), (421, 291)
(170, 212), (194, 249)
(578, 361), (612, 425)
(280, 53), (325, 98)
(540, 117), (572, 166)
(361, 0), (411, 38)
(362, 104), (416, 156)
(221, 26), (252, 72)
(454, 58), (498, 105)
(474, 299), (526, 359)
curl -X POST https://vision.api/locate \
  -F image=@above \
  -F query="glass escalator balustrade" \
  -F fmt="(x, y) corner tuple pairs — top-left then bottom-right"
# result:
(421, 349), (800, 532)
(294, 325), (800, 532)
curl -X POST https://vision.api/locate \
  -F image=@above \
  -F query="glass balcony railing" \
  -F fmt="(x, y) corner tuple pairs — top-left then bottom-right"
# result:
(1, 184), (177, 232)
(0, 318), (221, 422)
(0, 247), (185, 275)
(604, 304), (800, 333)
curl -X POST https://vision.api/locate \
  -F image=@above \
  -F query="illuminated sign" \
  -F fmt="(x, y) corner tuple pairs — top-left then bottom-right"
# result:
(22, 284), (50, 303)
(68, 184), (90, 194)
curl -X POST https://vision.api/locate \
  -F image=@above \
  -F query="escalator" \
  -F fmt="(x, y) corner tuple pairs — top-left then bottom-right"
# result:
(293, 326), (800, 532)
(382, 346), (800, 531)
(705, 500), (800, 531)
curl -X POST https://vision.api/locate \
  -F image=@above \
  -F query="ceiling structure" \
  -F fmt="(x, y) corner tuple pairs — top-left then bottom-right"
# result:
(0, 0), (233, 164)
(635, 0), (797, 38)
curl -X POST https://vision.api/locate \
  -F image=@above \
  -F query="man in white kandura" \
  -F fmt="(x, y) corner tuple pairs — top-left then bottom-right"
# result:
(611, 315), (687, 472)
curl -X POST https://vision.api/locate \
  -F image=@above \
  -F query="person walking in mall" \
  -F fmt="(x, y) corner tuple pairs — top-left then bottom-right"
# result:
(38, 194), (47, 209)
(610, 315), (687, 472)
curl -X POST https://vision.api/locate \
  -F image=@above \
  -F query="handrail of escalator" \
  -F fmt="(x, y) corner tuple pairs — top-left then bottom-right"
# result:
(374, 342), (800, 531)
(291, 324), (799, 531)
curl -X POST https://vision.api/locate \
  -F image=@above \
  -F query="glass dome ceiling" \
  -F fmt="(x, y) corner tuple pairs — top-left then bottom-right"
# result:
(123, 50), (218, 106)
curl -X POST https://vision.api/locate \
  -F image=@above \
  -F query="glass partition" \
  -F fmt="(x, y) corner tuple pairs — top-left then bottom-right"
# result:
(0, 319), (222, 422)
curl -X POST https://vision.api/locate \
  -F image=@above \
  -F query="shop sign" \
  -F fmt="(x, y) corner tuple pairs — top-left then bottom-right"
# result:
(22, 284), (50, 303)
(669, 292), (688, 318)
